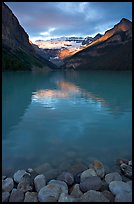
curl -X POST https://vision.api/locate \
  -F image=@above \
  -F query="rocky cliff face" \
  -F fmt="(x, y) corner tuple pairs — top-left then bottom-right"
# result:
(2, 2), (33, 52)
(2, 2), (56, 70)
(64, 18), (132, 70)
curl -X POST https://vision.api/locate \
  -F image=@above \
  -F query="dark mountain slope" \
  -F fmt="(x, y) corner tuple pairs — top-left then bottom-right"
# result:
(64, 18), (132, 70)
(2, 2), (57, 71)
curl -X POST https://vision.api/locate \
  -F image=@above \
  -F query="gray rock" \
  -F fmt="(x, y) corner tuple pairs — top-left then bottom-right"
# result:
(17, 180), (33, 192)
(9, 188), (24, 202)
(105, 172), (122, 184)
(80, 168), (97, 182)
(57, 172), (74, 186)
(90, 160), (105, 178)
(2, 177), (14, 192)
(102, 190), (115, 202)
(79, 176), (102, 192)
(99, 180), (109, 191)
(30, 170), (39, 181)
(115, 191), (132, 202)
(27, 168), (34, 173)
(19, 173), (35, 187)
(70, 184), (83, 198)
(120, 163), (132, 178)
(38, 183), (61, 202)
(58, 193), (80, 202)
(2, 192), (10, 202)
(24, 192), (38, 202)
(109, 181), (132, 195)
(48, 179), (68, 194)
(80, 190), (110, 202)
(13, 170), (29, 183)
(126, 180), (132, 189)
(34, 174), (46, 192)
(128, 160), (132, 166)
(2, 176), (6, 180)
(69, 162), (87, 176)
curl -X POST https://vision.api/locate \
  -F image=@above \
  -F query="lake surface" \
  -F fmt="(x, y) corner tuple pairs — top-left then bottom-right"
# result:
(2, 70), (132, 176)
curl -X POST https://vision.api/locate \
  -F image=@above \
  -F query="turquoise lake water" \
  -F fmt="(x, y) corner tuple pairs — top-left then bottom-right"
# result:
(2, 70), (132, 176)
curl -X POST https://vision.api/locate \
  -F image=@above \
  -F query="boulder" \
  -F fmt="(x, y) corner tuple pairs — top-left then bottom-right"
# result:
(105, 172), (122, 184)
(34, 174), (46, 192)
(38, 183), (61, 202)
(90, 160), (105, 178)
(9, 188), (24, 202)
(2, 177), (14, 192)
(79, 176), (102, 192)
(17, 180), (33, 193)
(24, 192), (38, 202)
(48, 179), (68, 194)
(109, 181), (132, 195)
(128, 160), (132, 166)
(70, 184), (83, 198)
(69, 162), (87, 176)
(80, 168), (96, 182)
(57, 172), (74, 186)
(80, 190), (110, 202)
(102, 190), (115, 202)
(120, 163), (132, 178)
(58, 193), (79, 202)
(13, 170), (29, 183)
(2, 192), (10, 202)
(115, 191), (132, 202)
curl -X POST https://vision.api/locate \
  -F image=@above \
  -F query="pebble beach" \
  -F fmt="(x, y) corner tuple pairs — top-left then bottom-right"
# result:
(2, 158), (132, 202)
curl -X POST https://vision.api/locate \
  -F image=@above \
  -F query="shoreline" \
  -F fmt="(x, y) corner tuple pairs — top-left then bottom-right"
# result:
(2, 158), (132, 202)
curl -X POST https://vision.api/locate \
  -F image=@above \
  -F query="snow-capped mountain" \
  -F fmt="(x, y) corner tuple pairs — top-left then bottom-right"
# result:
(34, 37), (84, 49)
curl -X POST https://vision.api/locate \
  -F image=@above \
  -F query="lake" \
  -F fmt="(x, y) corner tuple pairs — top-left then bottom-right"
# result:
(2, 70), (132, 176)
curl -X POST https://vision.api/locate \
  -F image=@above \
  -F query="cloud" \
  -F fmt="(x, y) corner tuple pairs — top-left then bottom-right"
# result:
(5, 2), (132, 41)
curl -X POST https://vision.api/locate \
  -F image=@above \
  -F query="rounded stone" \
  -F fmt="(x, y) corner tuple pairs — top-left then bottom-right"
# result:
(13, 170), (29, 183)
(58, 192), (80, 202)
(17, 180), (33, 192)
(128, 160), (132, 166)
(109, 181), (132, 195)
(115, 191), (132, 202)
(120, 163), (132, 178)
(81, 168), (97, 182)
(69, 162), (87, 176)
(90, 160), (105, 178)
(126, 180), (132, 189)
(80, 190), (110, 202)
(102, 190), (115, 202)
(2, 192), (10, 202)
(70, 184), (83, 198)
(2, 177), (14, 192)
(105, 172), (122, 184)
(80, 176), (102, 193)
(38, 183), (61, 202)
(9, 188), (24, 202)
(24, 192), (38, 202)
(34, 174), (46, 192)
(57, 172), (74, 185)
(48, 179), (68, 194)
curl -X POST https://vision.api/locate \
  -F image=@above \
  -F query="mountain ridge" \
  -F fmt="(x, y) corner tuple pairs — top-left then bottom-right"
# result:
(2, 2), (56, 71)
(63, 18), (132, 70)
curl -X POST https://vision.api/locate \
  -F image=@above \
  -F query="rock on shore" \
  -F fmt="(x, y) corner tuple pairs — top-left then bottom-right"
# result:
(2, 159), (132, 202)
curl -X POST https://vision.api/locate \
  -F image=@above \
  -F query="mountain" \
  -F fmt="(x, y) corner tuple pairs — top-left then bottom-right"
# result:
(82, 33), (102, 45)
(63, 18), (132, 70)
(2, 2), (56, 71)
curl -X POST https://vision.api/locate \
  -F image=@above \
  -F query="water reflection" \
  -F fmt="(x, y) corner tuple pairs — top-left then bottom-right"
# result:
(32, 80), (107, 110)
(2, 71), (132, 175)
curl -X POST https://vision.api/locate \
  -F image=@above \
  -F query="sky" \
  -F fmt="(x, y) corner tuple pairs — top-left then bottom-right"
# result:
(5, 2), (132, 42)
